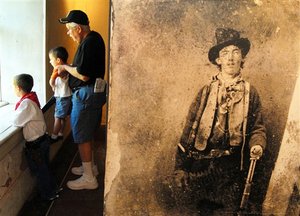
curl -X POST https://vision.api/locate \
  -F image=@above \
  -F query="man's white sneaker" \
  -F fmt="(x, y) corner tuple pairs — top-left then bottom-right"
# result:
(67, 175), (98, 190)
(71, 165), (99, 176)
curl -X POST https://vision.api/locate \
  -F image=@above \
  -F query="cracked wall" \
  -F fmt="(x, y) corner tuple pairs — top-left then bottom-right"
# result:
(105, 0), (300, 215)
(0, 139), (34, 215)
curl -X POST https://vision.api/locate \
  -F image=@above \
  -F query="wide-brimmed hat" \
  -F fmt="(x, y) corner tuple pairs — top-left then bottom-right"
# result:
(59, 10), (89, 25)
(208, 28), (250, 65)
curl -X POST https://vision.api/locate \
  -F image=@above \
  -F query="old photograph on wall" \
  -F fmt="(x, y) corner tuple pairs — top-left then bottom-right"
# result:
(105, 0), (300, 215)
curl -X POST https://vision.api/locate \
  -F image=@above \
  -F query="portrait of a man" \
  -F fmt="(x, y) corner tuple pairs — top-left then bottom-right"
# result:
(169, 27), (266, 214)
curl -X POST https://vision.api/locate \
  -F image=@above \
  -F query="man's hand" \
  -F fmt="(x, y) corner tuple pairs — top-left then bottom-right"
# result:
(250, 145), (263, 159)
(174, 170), (188, 188)
(55, 65), (66, 75)
(55, 64), (90, 82)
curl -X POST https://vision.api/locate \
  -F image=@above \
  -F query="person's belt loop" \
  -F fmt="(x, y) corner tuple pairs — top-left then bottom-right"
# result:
(72, 86), (81, 93)
(72, 84), (95, 93)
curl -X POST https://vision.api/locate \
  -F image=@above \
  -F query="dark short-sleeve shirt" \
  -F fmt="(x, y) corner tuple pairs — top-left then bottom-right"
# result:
(69, 31), (105, 89)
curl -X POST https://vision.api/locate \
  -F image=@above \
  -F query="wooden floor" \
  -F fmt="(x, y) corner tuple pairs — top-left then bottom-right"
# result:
(18, 127), (106, 216)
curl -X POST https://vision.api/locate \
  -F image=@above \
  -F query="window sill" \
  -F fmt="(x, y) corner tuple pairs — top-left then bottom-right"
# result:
(0, 103), (20, 146)
(0, 101), (9, 108)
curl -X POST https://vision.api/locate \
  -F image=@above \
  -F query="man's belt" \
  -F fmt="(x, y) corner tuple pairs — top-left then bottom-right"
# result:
(189, 149), (231, 160)
(178, 143), (240, 160)
(25, 134), (48, 149)
(72, 84), (94, 92)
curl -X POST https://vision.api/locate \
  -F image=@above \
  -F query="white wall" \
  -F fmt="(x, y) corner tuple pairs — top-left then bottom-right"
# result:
(0, 0), (45, 105)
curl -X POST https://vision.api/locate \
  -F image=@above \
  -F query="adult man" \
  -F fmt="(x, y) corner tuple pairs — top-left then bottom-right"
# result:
(173, 28), (267, 213)
(57, 10), (106, 190)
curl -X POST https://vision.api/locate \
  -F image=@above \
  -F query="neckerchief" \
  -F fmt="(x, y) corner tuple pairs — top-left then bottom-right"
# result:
(15, 91), (41, 110)
(217, 73), (245, 114)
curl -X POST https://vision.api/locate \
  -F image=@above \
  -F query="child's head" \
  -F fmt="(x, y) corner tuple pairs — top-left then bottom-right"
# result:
(49, 46), (68, 68)
(13, 74), (34, 97)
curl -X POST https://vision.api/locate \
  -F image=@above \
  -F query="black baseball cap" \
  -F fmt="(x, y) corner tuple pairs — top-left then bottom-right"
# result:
(59, 10), (89, 25)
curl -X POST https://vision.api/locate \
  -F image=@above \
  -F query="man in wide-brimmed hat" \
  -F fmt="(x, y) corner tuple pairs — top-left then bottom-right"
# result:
(170, 28), (267, 214)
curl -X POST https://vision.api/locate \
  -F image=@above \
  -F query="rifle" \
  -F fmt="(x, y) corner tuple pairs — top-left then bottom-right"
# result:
(239, 157), (258, 210)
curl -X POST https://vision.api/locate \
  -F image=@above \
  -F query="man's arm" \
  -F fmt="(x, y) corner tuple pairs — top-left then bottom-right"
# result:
(248, 86), (267, 156)
(56, 64), (90, 82)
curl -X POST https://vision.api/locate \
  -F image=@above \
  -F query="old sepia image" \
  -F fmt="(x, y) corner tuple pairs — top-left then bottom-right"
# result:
(105, 0), (299, 215)
(165, 26), (267, 214)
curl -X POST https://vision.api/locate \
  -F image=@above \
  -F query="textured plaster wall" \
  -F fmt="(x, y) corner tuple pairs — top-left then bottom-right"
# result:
(106, 0), (300, 215)
(263, 75), (300, 215)
(0, 135), (34, 216)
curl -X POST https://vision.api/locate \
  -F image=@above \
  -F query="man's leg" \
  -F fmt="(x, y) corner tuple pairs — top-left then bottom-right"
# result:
(67, 141), (98, 190)
(78, 141), (94, 178)
(71, 140), (99, 176)
(78, 141), (92, 162)
(67, 86), (102, 190)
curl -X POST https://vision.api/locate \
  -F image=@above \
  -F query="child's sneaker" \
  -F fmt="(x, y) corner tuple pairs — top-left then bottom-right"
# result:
(67, 174), (98, 190)
(71, 164), (99, 176)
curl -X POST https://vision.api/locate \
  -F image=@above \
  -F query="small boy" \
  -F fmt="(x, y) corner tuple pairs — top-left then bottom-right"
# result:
(48, 46), (72, 143)
(13, 74), (60, 201)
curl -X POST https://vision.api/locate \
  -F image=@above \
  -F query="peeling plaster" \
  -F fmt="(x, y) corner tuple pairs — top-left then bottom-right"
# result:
(104, 130), (121, 197)
(0, 141), (25, 200)
(263, 71), (300, 215)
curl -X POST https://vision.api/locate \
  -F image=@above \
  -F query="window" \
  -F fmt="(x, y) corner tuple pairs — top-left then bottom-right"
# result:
(0, 0), (46, 105)
(0, 0), (45, 139)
